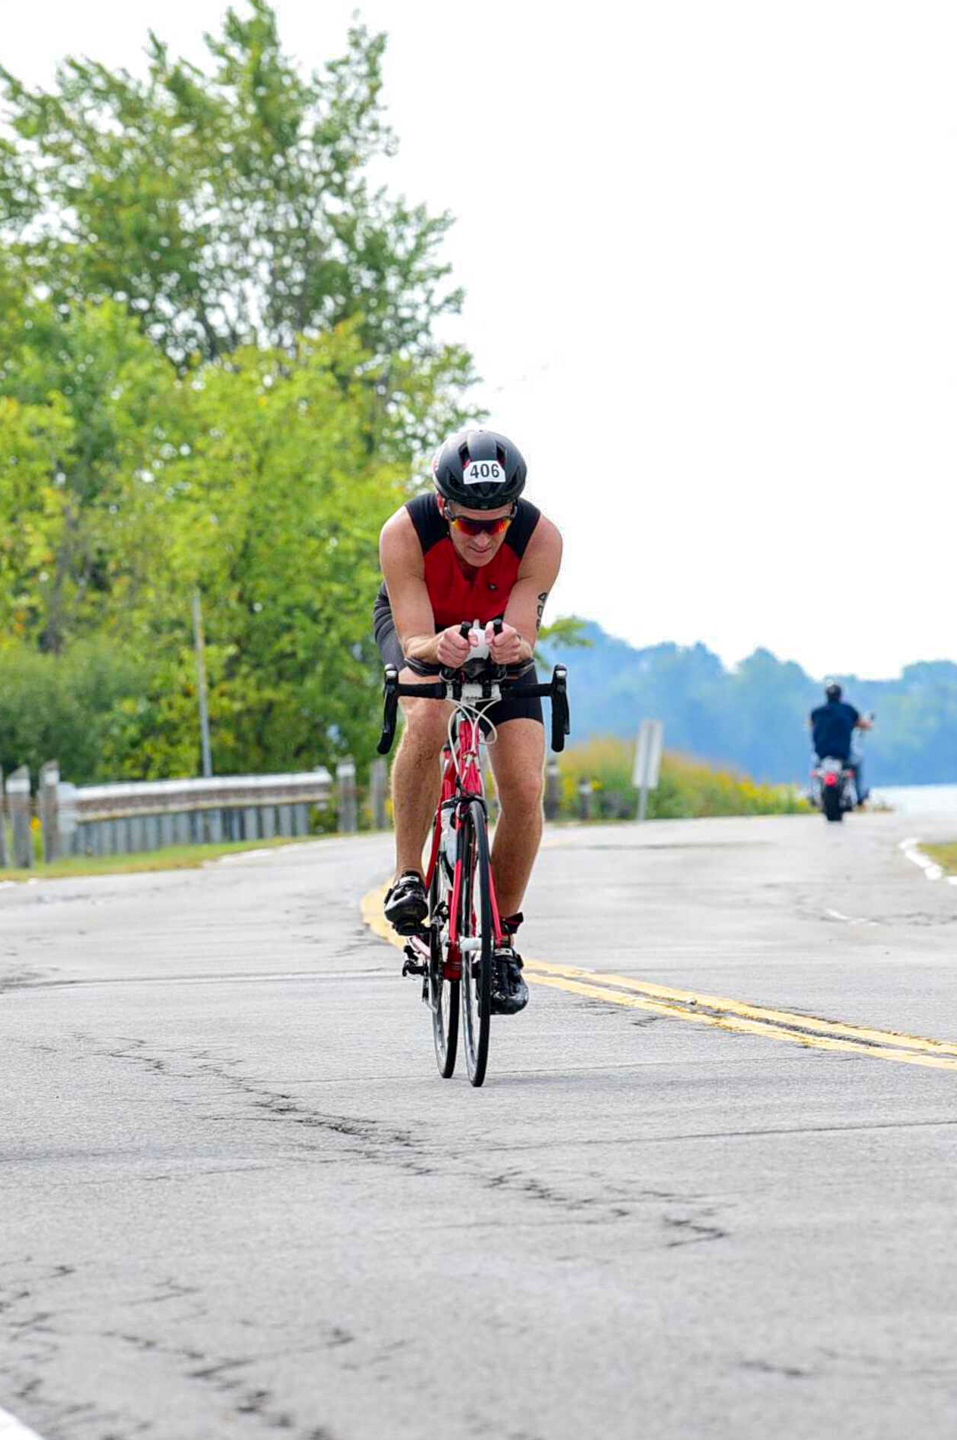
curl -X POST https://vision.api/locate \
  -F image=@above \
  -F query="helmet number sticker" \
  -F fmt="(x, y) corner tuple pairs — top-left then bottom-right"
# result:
(463, 460), (504, 485)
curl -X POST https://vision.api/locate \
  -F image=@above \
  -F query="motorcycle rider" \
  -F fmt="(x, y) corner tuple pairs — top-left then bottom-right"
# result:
(810, 680), (873, 804)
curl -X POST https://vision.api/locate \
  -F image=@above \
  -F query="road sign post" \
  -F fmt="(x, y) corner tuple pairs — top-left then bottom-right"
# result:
(633, 720), (663, 821)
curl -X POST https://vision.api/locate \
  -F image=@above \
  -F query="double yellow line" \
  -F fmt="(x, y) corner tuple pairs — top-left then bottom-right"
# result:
(361, 885), (957, 1073)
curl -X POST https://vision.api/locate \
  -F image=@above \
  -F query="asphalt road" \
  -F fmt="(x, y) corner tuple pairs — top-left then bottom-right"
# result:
(3, 806), (957, 1440)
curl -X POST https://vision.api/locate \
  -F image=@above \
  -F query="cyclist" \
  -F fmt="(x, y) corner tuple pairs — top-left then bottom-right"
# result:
(374, 428), (563, 1014)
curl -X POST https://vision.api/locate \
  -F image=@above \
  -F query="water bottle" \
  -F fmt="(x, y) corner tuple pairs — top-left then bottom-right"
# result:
(440, 801), (456, 870)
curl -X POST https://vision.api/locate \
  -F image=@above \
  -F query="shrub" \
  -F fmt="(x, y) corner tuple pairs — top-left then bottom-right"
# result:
(0, 639), (148, 786)
(555, 736), (806, 820)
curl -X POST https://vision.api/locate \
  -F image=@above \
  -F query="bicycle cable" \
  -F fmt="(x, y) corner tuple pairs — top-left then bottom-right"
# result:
(447, 699), (500, 786)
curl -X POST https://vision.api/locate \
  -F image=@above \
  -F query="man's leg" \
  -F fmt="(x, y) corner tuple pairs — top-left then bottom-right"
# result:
(487, 717), (546, 917)
(390, 670), (453, 879)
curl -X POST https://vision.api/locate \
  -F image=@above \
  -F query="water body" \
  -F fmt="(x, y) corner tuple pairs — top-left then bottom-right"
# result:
(871, 784), (957, 816)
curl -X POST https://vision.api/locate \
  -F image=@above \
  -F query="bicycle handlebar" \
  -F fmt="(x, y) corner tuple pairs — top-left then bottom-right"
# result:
(376, 656), (570, 756)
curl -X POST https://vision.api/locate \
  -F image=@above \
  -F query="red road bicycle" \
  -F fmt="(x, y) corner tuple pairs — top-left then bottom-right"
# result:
(377, 619), (570, 1087)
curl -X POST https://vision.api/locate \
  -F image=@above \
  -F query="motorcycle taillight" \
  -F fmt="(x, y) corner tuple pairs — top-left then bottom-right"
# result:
(824, 773), (838, 786)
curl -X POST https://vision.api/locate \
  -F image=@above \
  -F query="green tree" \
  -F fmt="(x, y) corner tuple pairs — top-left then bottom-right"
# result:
(0, 391), (74, 645)
(0, 299), (186, 652)
(0, 3), (491, 782)
(0, 638), (147, 785)
(0, 0), (474, 443)
(100, 325), (413, 778)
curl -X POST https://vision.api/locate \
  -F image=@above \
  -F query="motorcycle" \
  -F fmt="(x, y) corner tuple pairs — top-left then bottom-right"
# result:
(811, 755), (858, 822)
(810, 713), (874, 823)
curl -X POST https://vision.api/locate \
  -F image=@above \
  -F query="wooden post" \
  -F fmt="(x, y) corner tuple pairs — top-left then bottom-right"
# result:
(8, 766), (32, 868)
(0, 767), (8, 868)
(369, 758), (388, 830)
(57, 781), (79, 856)
(544, 760), (561, 820)
(336, 760), (357, 833)
(39, 761), (61, 862)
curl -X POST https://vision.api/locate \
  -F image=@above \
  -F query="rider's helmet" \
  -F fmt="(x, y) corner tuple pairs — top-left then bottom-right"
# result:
(824, 679), (842, 701)
(431, 428), (527, 510)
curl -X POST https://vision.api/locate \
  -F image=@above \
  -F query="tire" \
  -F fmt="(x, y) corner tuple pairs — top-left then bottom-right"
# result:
(459, 799), (493, 1088)
(823, 786), (843, 822)
(429, 850), (459, 1079)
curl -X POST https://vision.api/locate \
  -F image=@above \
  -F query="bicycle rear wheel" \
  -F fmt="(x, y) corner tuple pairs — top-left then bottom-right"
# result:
(429, 850), (459, 1078)
(459, 799), (493, 1087)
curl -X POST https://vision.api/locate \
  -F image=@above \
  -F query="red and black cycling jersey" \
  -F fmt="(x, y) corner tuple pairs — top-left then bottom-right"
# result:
(374, 493), (541, 632)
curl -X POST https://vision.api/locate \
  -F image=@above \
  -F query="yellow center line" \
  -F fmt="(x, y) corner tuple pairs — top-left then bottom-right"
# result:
(359, 884), (957, 1073)
(521, 960), (957, 1059)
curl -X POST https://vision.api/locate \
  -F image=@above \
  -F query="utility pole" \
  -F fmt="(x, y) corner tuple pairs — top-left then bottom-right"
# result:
(192, 589), (213, 778)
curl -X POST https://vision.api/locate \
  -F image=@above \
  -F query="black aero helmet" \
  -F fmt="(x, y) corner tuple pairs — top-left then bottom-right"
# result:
(431, 428), (527, 510)
(824, 679), (842, 701)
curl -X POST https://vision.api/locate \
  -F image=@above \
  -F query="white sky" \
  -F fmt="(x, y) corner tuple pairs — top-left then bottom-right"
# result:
(5, 1), (956, 679)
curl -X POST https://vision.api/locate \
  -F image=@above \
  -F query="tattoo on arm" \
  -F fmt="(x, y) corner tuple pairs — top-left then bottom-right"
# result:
(536, 591), (549, 631)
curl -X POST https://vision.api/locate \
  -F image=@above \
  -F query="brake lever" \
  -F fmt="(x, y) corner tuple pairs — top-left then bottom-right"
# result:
(376, 665), (399, 754)
(440, 620), (473, 682)
(490, 616), (507, 680)
(550, 664), (570, 751)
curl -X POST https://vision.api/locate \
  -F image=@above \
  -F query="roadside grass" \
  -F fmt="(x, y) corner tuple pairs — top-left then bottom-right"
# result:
(922, 842), (957, 875)
(556, 736), (809, 820)
(0, 835), (321, 883)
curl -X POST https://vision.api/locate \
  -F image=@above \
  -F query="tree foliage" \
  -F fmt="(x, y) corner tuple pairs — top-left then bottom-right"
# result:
(0, 304), (437, 779)
(541, 623), (957, 786)
(0, 298), (183, 652)
(0, 638), (147, 785)
(0, 5), (489, 785)
(107, 325), (411, 777)
(0, 0), (472, 419)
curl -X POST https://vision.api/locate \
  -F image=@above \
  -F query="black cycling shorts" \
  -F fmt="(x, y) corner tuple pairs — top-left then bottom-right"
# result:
(372, 602), (543, 731)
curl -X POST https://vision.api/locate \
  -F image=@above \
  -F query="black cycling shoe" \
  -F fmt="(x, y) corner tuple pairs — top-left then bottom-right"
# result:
(490, 947), (528, 1015)
(384, 871), (428, 935)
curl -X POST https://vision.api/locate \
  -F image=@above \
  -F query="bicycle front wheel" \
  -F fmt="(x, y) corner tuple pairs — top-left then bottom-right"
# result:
(429, 849), (459, 1079)
(459, 799), (493, 1087)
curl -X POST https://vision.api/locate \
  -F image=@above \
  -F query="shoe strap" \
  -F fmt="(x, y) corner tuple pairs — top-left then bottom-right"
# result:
(388, 871), (423, 900)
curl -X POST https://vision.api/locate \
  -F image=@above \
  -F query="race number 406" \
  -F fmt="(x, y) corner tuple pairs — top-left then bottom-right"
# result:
(464, 460), (503, 484)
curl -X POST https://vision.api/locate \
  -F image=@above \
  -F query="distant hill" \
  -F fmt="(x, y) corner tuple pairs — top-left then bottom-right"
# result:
(541, 623), (957, 785)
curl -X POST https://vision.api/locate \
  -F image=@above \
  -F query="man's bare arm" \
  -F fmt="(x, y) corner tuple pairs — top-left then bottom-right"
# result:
(378, 509), (441, 664)
(497, 517), (563, 665)
(379, 508), (475, 668)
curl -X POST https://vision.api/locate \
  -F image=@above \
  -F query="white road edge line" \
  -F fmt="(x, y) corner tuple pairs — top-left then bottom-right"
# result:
(824, 906), (877, 927)
(899, 837), (945, 882)
(0, 1407), (48, 1440)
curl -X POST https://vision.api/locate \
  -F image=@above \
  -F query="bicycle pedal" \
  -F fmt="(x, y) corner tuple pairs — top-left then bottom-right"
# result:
(402, 944), (428, 978)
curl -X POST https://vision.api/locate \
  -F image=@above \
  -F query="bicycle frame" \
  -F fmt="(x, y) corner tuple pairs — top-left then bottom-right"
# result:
(380, 642), (569, 1085)
(422, 712), (505, 979)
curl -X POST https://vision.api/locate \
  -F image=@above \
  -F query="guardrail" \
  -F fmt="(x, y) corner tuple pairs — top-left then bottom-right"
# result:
(0, 758), (391, 866)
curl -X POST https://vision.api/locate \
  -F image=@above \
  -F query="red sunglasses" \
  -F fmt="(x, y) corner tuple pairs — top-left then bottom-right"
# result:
(445, 505), (516, 537)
